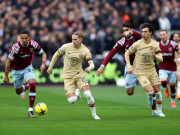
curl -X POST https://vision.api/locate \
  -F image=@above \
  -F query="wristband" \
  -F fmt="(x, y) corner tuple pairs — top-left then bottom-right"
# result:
(42, 61), (46, 65)
(5, 72), (9, 76)
(178, 58), (180, 62)
(101, 64), (105, 69)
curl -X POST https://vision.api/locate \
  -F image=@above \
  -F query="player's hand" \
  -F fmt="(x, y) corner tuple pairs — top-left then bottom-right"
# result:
(128, 68), (133, 74)
(96, 66), (104, 76)
(174, 58), (178, 63)
(150, 50), (155, 56)
(47, 69), (52, 76)
(40, 64), (45, 73)
(85, 67), (91, 74)
(3, 76), (9, 83)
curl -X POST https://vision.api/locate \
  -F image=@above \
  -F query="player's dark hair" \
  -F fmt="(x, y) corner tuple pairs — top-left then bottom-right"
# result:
(122, 22), (133, 28)
(72, 31), (84, 38)
(170, 32), (180, 41)
(141, 23), (154, 35)
(20, 30), (30, 36)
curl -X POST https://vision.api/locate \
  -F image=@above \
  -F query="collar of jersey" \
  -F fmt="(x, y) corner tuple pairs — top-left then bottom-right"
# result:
(126, 36), (133, 40)
(20, 41), (29, 47)
(161, 40), (169, 46)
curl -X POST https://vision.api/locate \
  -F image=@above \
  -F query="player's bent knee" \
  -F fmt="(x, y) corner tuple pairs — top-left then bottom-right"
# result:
(16, 89), (22, 95)
(126, 88), (134, 96)
(67, 96), (77, 104)
(127, 91), (134, 96)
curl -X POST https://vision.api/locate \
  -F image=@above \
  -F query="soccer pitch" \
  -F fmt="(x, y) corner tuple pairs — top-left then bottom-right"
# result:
(0, 85), (179, 135)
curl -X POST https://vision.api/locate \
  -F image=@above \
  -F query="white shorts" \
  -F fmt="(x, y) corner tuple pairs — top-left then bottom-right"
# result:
(11, 64), (36, 89)
(124, 65), (138, 88)
(159, 69), (177, 83)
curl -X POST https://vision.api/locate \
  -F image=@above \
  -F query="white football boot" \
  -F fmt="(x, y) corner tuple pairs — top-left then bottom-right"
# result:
(92, 114), (101, 120)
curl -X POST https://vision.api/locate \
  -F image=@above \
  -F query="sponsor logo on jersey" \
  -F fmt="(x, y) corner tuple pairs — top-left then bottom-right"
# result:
(19, 54), (30, 58)
(168, 47), (172, 52)
(162, 53), (173, 56)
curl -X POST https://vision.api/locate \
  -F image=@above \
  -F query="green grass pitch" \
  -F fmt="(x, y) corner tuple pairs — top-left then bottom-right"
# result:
(0, 85), (180, 135)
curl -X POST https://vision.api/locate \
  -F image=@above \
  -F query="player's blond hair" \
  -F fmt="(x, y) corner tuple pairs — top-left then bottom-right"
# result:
(72, 31), (84, 38)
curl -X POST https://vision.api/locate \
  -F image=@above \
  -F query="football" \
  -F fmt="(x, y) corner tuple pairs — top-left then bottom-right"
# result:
(35, 102), (48, 116)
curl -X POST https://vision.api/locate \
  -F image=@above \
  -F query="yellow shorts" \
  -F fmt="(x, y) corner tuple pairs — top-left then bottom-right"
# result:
(137, 69), (160, 88)
(64, 75), (89, 95)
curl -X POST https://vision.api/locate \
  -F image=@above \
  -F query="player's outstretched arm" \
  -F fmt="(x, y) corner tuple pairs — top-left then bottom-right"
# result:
(40, 51), (47, 73)
(85, 60), (94, 74)
(3, 58), (12, 83)
(47, 51), (61, 76)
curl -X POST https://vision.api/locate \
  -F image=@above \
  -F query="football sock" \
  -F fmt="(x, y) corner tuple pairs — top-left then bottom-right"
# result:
(171, 98), (175, 103)
(147, 91), (154, 104)
(29, 83), (36, 109)
(170, 85), (176, 99)
(161, 81), (167, 88)
(155, 92), (163, 112)
(152, 93), (156, 110)
(84, 91), (96, 116)
(23, 84), (29, 92)
(67, 96), (77, 104)
(28, 108), (33, 111)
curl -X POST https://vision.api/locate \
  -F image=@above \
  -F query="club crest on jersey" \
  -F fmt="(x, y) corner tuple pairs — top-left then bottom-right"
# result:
(30, 48), (33, 52)
(79, 54), (83, 58)
(168, 47), (172, 52)
(126, 45), (129, 48)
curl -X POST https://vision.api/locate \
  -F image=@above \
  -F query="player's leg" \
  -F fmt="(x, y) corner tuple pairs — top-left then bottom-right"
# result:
(124, 65), (136, 95)
(64, 78), (78, 104)
(159, 70), (169, 97)
(137, 75), (154, 105)
(11, 70), (25, 95)
(21, 80), (30, 99)
(176, 64), (180, 100)
(151, 71), (165, 117)
(82, 85), (100, 120)
(24, 65), (36, 118)
(153, 85), (165, 117)
(177, 72), (180, 100)
(152, 93), (157, 116)
(169, 71), (177, 107)
(77, 76), (100, 120)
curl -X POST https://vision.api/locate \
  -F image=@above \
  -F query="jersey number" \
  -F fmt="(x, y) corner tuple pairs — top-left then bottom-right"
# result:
(81, 76), (87, 84)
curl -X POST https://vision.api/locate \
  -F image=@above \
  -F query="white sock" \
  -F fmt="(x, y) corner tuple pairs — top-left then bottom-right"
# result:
(84, 91), (96, 116)
(147, 91), (153, 102)
(28, 108), (33, 111)
(155, 92), (163, 112)
(67, 96), (77, 104)
(171, 98), (175, 103)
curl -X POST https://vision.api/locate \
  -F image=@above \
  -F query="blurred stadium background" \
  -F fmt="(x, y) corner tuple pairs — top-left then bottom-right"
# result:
(0, 0), (180, 86)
